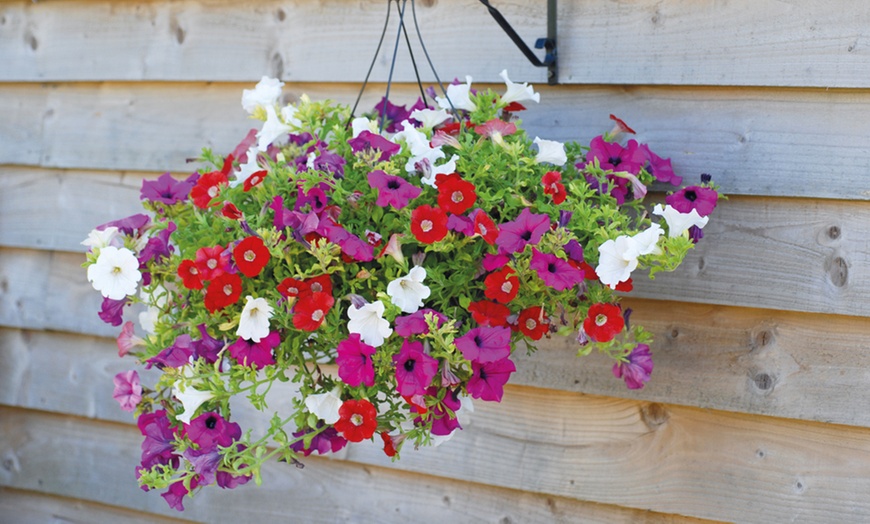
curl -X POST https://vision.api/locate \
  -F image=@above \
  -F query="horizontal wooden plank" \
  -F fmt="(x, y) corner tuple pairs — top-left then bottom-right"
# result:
(0, 407), (709, 524)
(3, 82), (870, 201)
(0, 486), (194, 524)
(1, 0), (869, 87)
(4, 291), (870, 428)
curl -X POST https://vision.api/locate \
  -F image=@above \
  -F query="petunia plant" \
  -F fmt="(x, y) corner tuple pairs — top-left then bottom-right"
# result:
(83, 71), (719, 510)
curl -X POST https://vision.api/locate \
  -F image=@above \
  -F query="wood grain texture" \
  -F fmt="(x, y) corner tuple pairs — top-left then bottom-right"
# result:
(0, 487), (195, 524)
(1, 0), (869, 87)
(4, 291), (870, 428)
(4, 83), (870, 201)
(0, 408), (714, 524)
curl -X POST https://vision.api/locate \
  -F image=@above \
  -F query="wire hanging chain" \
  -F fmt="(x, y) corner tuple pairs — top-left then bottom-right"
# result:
(350, 0), (459, 131)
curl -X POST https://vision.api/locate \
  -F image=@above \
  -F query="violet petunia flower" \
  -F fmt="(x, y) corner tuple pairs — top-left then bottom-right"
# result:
(447, 213), (474, 236)
(98, 296), (127, 326)
(374, 96), (412, 133)
(638, 143), (681, 185)
(183, 447), (222, 486)
(349, 131), (401, 161)
(613, 343), (654, 390)
(392, 339), (439, 396)
(147, 334), (194, 369)
(228, 331), (280, 368)
(185, 411), (242, 451)
(294, 184), (329, 213)
(138, 222), (176, 267)
(367, 170), (422, 210)
(138, 410), (180, 469)
(495, 208), (550, 254)
(467, 356), (516, 402)
(317, 218), (374, 262)
(335, 333), (377, 387)
(217, 469), (252, 490)
(454, 326), (511, 363)
(290, 423), (348, 457)
(161, 476), (200, 512)
(563, 239), (585, 264)
(140, 172), (197, 204)
(98, 213), (151, 237)
(193, 324), (224, 364)
(529, 248), (585, 291)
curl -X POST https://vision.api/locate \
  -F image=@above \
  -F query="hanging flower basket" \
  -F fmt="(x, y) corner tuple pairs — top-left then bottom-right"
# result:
(84, 72), (719, 510)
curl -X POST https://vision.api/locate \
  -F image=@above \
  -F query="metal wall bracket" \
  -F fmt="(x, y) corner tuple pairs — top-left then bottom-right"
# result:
(479, 0), (558, 85)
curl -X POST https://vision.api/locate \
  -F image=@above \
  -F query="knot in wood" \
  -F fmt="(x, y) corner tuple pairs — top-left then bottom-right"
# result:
(753, 372), (774, 391)
(827, 225), (841, 240)
(641, 402), (669, 430)
(828, 256), (849, 287)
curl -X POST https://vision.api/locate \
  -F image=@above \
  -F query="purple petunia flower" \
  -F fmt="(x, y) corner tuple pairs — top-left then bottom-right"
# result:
(138, 410), (180, 469)
(290, 423), (348, 457)
(666, 186), (719, 217)
(162, 476), (200, 511)
(113, 370), (142, 412)
(467, 356), (516, 402)
(613, 343), (654, 390)
(447, 213), (474, 236)
(454, 326), (511, 363)
(374, 97), (412, 133)
(349, 131), (401, 161)
(147, 334), (194, 369)
(427, 387), (463, 436)
(98, 296), (127, 326)
(367, 170), (422, 210)
(138, 222), (176, 268)
(495, 208), (550, 254)
(336, 333), (377, 387)
(217, 469), (252, 490)
(294, 185), (329, 213)
(563, 239), (585, 264)
(192, 324), (224, 364)
(317, 218), (374, 262)
(228, 331), (280, 368)
(183, 447), (221, 486)
(140, 172), (198, 204)
(529, 248), (585, 291)
(394, 309), (447, 338)
(98, 213), (151, 237)
(392, 339), (439, 396)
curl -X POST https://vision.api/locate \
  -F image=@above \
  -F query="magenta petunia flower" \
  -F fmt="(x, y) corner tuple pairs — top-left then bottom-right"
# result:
(447, 213), (474, 236)
(162, 476), (200, 511)
(336, 333), (377, 387)
(666, 185), (719, 217)
(392, 339), (439, 396)
(529, 248), (585, 291)
(613, 343), (654, 390)
(638, 143), (681, 185)
(228, 331), (280, 368)
(99, 296), (127, 326)
(495, 208), (550, 254)
(217, 469), (252, 490)
(482, 253), (510, 271)
(454, 326), (511, 363)
(192, 324), (224, 364)
(394, 308), (447, 338)
(427, 387), (463, 436)
(113, 370), (142, 412)
(467, 356), (516, 402)
(140, 172), (198, 204)
(137, 410), (180, 469)
(349, 131), (401, 161)
(367, 170), (422, 209)
(317, 217), (375, 262)
(586, 136), (645, 175)
(184, 411), (242, 451)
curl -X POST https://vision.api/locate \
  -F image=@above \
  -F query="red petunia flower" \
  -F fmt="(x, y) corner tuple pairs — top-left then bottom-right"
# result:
(436, 173), (477, 215)
(615, 278), (633, 292)
(177, 259), (203, 290)
(380, 432), (398, 457)
(221, 202), (243, 220)
(483, 267), (519, 304)
(292, 291), (335, 331)
(233, 236), (270, 278)
(410, 205), (449, 244)
(277, 277), (307, 299)
(438, 121), (475, 136)
(195, 245), (229, 281)
(306, 274), (333, 297)
(468, 300), (510, 327)
(204, 273), (242, 313)
(472, 209), (499, 245)
(334, 399), (378, 443)
(583, 303), (625, 342)
(517, 306), (549, 340)
(502, 101), (526, 113)
(243, 170), (268, 192)
(541, 171), (567, 205)
(190, 156), (233, 209)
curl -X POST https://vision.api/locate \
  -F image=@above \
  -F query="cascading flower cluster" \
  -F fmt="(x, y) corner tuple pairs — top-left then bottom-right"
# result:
(83, 71), (719, 510)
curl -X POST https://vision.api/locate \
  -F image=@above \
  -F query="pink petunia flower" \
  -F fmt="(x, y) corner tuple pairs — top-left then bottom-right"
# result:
(336, 334), (377, 387)
(367, 170), (422, 210)
(529, 248), (585, 291)
(495, 208), (550, 254)
(392, 339), (439, 396)
(113, 370), (142, 412)
(467, 357), (516, 402)
(455, 326), (511, 363)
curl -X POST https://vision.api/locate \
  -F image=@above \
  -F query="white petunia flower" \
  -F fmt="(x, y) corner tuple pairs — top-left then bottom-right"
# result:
(231, 146), (262, 188)
(174, 367), (215, 424)
(81, 226), (120, 251)
(653, 204), (709, 238)
(422, 154), (459, 188)
(533, 137), (567, 166)
(351, 116), (378, 138)
(347, 300), (393, 347)
(257, 105), (291, 152)
(304, 389), (342, 424)
(596, 236), (640, 289)
(138, 285), (168, 335)
(87, 246), (142, 300)
(436, 76), (477, 112)
(394, 121), (447, 176)
(631, 223), (664, 256)
(242, 76), (284, 114)
(280, 104), (302, 128)
(499, 69), (540, 106)
(386, 266), (431, 313)
(237, 296), (273, 342)
(408, 109), (452, 130)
